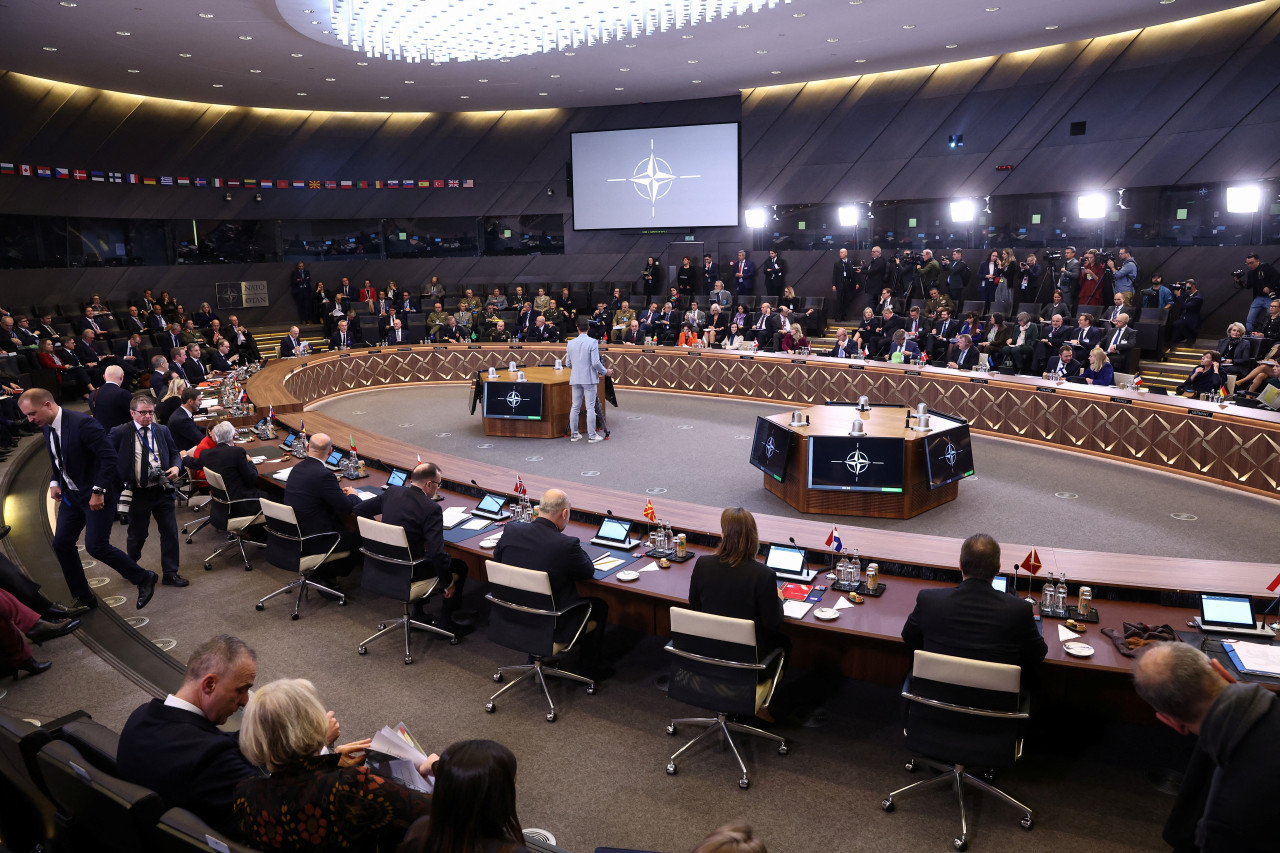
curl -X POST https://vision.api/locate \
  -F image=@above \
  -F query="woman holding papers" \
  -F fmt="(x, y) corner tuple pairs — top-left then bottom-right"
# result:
(234, 678), (432, 853)
(398, 739), (531, 853)
(687, 507), (787, 721)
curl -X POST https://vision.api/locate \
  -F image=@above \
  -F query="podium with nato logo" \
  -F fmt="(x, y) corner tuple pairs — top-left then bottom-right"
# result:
(477, 365), (606, 439)
(751, 404), (975, 519)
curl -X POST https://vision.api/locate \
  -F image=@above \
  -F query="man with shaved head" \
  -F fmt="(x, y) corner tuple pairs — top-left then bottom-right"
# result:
(493, 488), (611, 679)
(90, 365), (133, 431)
(355, 462), (472, 636)
(280, 432), (361, 588)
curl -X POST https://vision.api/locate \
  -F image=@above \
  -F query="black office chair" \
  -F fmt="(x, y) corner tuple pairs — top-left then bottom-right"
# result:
(256, 497), (349, 620)
(201, 469), (264, 572)
(483, 559), (596, 722)
(663, 607), (787, 790)
(57, 719), (120, 775)
(151, 806), (264, 853)
(36, 739), (166, 853)
(356, 516), (458, 664)
(0, 709), (60, 853)
(880, 650), (1034, 851)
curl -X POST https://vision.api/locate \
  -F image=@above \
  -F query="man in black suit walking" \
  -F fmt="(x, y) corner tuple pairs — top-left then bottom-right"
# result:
(111, 392), (189, 588)
(90, 366), (134, 431)
(355, 462), (472, 636)
(901, 533), (1046, 673)
(493, 488), (610, 679)
(18, 388), (157, 611)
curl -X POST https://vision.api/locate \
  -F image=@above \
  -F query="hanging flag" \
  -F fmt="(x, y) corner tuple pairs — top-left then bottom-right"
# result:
(258, 179), (272, 189)
(416, 452), (422, 465)
(418, 179), (432, 188)
(193, 177), (207, 187)
(357, 180), (368, 189)
(298, 418), (305, 434)
(1268, 570), (1280, 593)
(175, 176), (190, 186)
(268, 405), (274, 421)
(36, 167), (52, 178)
(643, 499), (656, 522)
(143, 176), (158, 185)
(825, 525), (843, 553)
(514, 474), (527, 496)
(126, 173), (139, 184)
(308, 180), (321, 189)
(91, 171), (105, 182)
(447, 179), (460, 188)
(243, 178), (258, 188)
(0, 163), (12, 175)
(402, 178), (415, 187)
(73, 169), (87, 181)
(212, 178), (224, 188)
(386, 180), (399, 189)
(432, 179), (445, 188)
(349, 434), (357, 453)
(291, 179), (306, 189)
(324, 180), (337, 189)
(462, 179), (474, 188)
(1019, 547), (1042, 575)
(226, 178), (241, 188)
(340, 180), (353, 189)
(20, 165), (32, 176)
(374, 180), (384, 189)
(55, 167), (70, 179)
(160, 176), (174, 186)
(274, 179), (288, 189)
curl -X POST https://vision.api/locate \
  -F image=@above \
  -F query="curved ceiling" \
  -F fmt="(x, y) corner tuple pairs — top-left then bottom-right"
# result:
(5, 0), (1255, 112)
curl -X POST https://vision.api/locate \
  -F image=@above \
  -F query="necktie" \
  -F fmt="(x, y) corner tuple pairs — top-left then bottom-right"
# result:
(1112, 330), (1122, 348)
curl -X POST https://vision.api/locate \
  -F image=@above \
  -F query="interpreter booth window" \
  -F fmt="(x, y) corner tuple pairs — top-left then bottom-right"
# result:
(479, 215), (564, 256)
(280, 220), (379, 263)
(175, 220), (280, 265)
(382, 217), (480, 259)
(0, 214), (44, 269)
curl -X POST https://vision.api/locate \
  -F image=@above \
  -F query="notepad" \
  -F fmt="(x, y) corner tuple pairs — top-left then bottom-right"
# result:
(593, 556), (625, 572)
(250, 456), (268, 464)
(271, 469), (292, 482)
(355, 490), (377, 501)
(1225, 640), (1280, 677)
(442, 506), (472, 528)
(783, 600), (814, 619)
(460, 517), (489, 531)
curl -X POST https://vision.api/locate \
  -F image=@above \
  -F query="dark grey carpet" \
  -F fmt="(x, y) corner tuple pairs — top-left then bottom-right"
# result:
(315, 385), (1275, 564)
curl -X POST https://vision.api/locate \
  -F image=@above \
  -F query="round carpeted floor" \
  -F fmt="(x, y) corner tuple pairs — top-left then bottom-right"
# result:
(312, 385), (1275, 564)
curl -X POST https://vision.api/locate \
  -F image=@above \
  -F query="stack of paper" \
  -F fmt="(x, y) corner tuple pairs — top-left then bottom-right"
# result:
(593, 556), (625, 572)
(783, 600), (814, 620)
(442, 506), (472, 527)
(271, 468), (291, 482)
(460, 517), (490, 531)
(1228, 641), (1280, 677)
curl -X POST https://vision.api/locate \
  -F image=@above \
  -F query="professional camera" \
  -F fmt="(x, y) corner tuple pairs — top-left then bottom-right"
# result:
(897, 251), (923, 266)
(1043, 249), (1062, 261)
(146, 466), (177, 494)
(1099, 251), (1116, 264)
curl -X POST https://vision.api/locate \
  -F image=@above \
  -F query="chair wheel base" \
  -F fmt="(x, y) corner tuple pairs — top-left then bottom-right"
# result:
(449, 637), (460, 645)
(185, 538), (194, 545)
(738, 777), (750, 790)
(255, 603), (264, 611)
(954, 838), (967, 851)
(358, 646), (367, 655)
(546, 712), (556, 723)
(585, 684), (596, 695)
(377, 623), (386, 630)
(881, 798), (894, 812)
(244, 563), (253, 571)
(778, 744), (788, 755)
(290, 613), (299, 621)
(203, 563), (212, 571)
(403, 656), (413, 665)
(1020, 816), (1033, 831)
(666, 762), (677, 775)
(492, 673), (503, 683)
(484, 702), (496, 713)
(666, 724), (677, 735)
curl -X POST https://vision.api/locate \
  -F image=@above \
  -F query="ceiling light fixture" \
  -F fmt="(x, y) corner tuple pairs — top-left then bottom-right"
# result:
(687, 59), (698, 63)
(127, 69), (140, 73)
(325, 77), (336, 81)
(297, 92), (307, 96)
(404, 79), (414, 83)
(238, 36), (252, 40)
(357, 61), (369, 65)
(985, 6), (1000, 11)
(179, 53), (192, 57)
(682, 34), (694, 38)
(291, 53), (304, 57)
(539, 91), (548, 95)
(249, 68), (262, 73)
(43, 46), (58, 51)
(827, 38), (839, 43)
(198, 12), (214, 18)
(380, 95), (389, 99)
(854, 58), (866, 62)
(211, 83), (223, 87)
(945, 43), (958, 48)
(116, 31), (131, 36)
(902, 24), (915, 29)
(59, 1), (77, 6)
(550, 73), (560, 77)
(691, 79), (701, 83)
(770, 70), (781, 75)
(1045, 25), (1058, 29)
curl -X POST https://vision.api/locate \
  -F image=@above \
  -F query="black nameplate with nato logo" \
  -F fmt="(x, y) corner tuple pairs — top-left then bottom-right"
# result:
(642, 349), (656, 354)
(1036, 385), (1056, 393)
(740, 355), (755, 360)
(689, 350), (702, 356)
(1110, 396), (1131, 405)
(434, 346), (448, 352)
(338, 353), (351, 358)
(905, 370), (922, 376)
(1188, 408), (1214, 418)
(791, 359), (807, 365)
(468, 345), (481, 350)
(970, 377), (988, 384)
(847, 363), (864, 370)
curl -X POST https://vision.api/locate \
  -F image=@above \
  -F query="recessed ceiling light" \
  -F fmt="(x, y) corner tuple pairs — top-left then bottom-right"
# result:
(249, 69), (262, 73)
(827, 38), (839, 43)
(792, 12), (805, 16)
(478, 78), (488, 82)
(499, 58), (511, 62)
(619, 67), (630, 71)
(549, 74), (560, 78)
(291, 53), (303, 57)
(404, 79), (414, 83)
(902, 24), (915, 29)
(756, 49), (767, 54)
(430, 62), (441, 66)
(379, 95), (389, 99)
(945, 43), (959, 48)
(564, 52), (575, 56)
(59, 1), (77, 6)
(615, 87), (624, 90)
(238, 36), (252, 40)
(985, 6), (1000, 10)
(324, 77), (336, 81)
(625, 43), (635, 48)
(179, 52), (192, 57)
(322, 30), (330, 34)
(687, 59), (698, 64)
(850, 0), (863, 4)
(691, 79), (701, 83)
(43, 46), (57, 51)
(737, 24), (749, 29)
(297, 92), (307, 96)
(1159, 0), (1176, 4)
(356, 61), (368, 65)
(1045, 24), (1058, 29)
(460, 95), (470, 99)
(198, 12), (214, 18)
(855, 58), (867, 62)
(310, 21), (319, 25)
(116, 31), (131, 36)
(211, 83), (223, 87)
(303, 9), (313, 13)
(538, 92), (548, 95)
(770, 70), (781, 75)
(682, 34), (694, 39)
(127, 69), (140, 73)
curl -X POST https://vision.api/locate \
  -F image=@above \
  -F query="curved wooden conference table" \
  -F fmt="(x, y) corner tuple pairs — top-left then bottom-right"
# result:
(246, 343), (1280, 711)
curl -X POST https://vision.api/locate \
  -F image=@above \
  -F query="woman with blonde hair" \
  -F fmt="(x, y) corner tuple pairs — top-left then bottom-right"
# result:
(234, 678), (430, 853)
(1082, 346), (1114, 386)
(155, 376), (188, 425)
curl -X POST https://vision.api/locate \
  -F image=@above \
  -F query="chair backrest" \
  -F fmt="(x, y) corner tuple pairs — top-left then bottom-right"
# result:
(0, 709), (58, 853)
(260, 497), (304, 571)
(36, 739), (166, 853)
(152, 806), (263, 853)
(1077, 304), (1102, 319)
(357, 516), (422, 600)
(485, 560), (563, 658)
(202, 468), (233, 529)
(58, 719), (121, 776)
(666, 608), (767, 716)
(904, 650), (1025, 769)
(1113, 372), (1134, 387)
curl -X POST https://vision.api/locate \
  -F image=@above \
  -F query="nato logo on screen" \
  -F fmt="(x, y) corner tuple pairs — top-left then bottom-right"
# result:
(571, 123), (740, 230)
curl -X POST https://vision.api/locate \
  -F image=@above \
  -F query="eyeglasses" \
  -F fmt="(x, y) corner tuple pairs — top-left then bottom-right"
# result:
(133, 409), (155, 416)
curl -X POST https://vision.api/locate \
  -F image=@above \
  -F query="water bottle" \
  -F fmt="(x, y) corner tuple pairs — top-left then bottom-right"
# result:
(849, 549), (861, 585)
(1055, 575), (1069, 616)
(1041, 582), (1056, 613)
(835, 555), (850, 585)
(655, 522), (667, 552)
(664, 522), (675, 552)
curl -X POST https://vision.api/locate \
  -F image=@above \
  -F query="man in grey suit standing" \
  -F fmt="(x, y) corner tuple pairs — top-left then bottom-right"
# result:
(565, 315), (611, 443)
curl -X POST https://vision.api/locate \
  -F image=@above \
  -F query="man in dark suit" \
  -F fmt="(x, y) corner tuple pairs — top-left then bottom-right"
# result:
(901, 532), (1046, 672)
(73, 330), (108, 387)
(149, 355), (173, 398)
(78, 307), (110, 341)
(121, 306), (148, 337)
(1032, 313), (1073, 374)
(1000, 312), (1041, 374)
(1067, 313), (1104, 362)
(946, 248), (971, 306)
(621, 319), (643, 345)
(731, 249), (756, 300)
(493, 488), (610, 679)
(18, 388), (157, 611)
(113, 333), (146, 385)
(117, 635), (260, 835)
(34, 313), (60, 341)
(207, 339), (236, 374)
(702, 254), (718, 291)
(337, 277), (356, 303)
(1046, 345), (1082, 378)
(90, 366), (133, 430)
(1103, 313), (1138, 368)
(329, 319), (356, 351)
(167, 388), (206, 452)
(111, 392), (188, 588)
(187, 421), (259, 506)
(281, 432), (361, 581)
(354, 462), (472, 635)
(223, 315), (261, 363)
(878, 307), (906, 353)
(183, 343), (208, 385)
(884, 328), (922, 361)
(515, 303), (540, 339)
(147, 304), (168, 333)
(385, 317), (410, 345)
(926, 309), (959, 361)
(158, 324), (182, 352)
(946, 334), (980, 370)
(748, 303), (782, 349)
(168, 346), (191, 384)
(829, 328), (855, 359)
(397, 290), (417, 314)
(290, 261), (311, 320)
(279, 326), (310, 358)
(832, 247), (857, 321)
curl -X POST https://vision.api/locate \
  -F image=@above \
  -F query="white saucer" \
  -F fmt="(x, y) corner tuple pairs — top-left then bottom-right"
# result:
(478, 536), (501, 549)
(1062, 641), (1095, 658)
(616, 570), (640, 582)
(813, 607), (840, 621)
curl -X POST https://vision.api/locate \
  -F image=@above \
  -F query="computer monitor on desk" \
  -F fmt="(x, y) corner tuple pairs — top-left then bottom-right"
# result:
(765, 543), (816, 583)
(471, 493), (512, 521)
(1193, 592), (1276, 638)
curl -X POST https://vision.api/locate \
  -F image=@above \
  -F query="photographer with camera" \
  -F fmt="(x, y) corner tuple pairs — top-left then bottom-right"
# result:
(1107, 247), (1138, 296)
(1238, 253), (1279, 332)
(111, 392), (189, 590)
(1170, 279), (1203, 345)
(919, 249), (942, 298)
(1141, 274), (1174, 312)
(1055, 247), (1080, 304)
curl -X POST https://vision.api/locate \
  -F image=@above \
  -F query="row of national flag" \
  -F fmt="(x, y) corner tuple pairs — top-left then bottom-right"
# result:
(0, 163), (474, 190)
